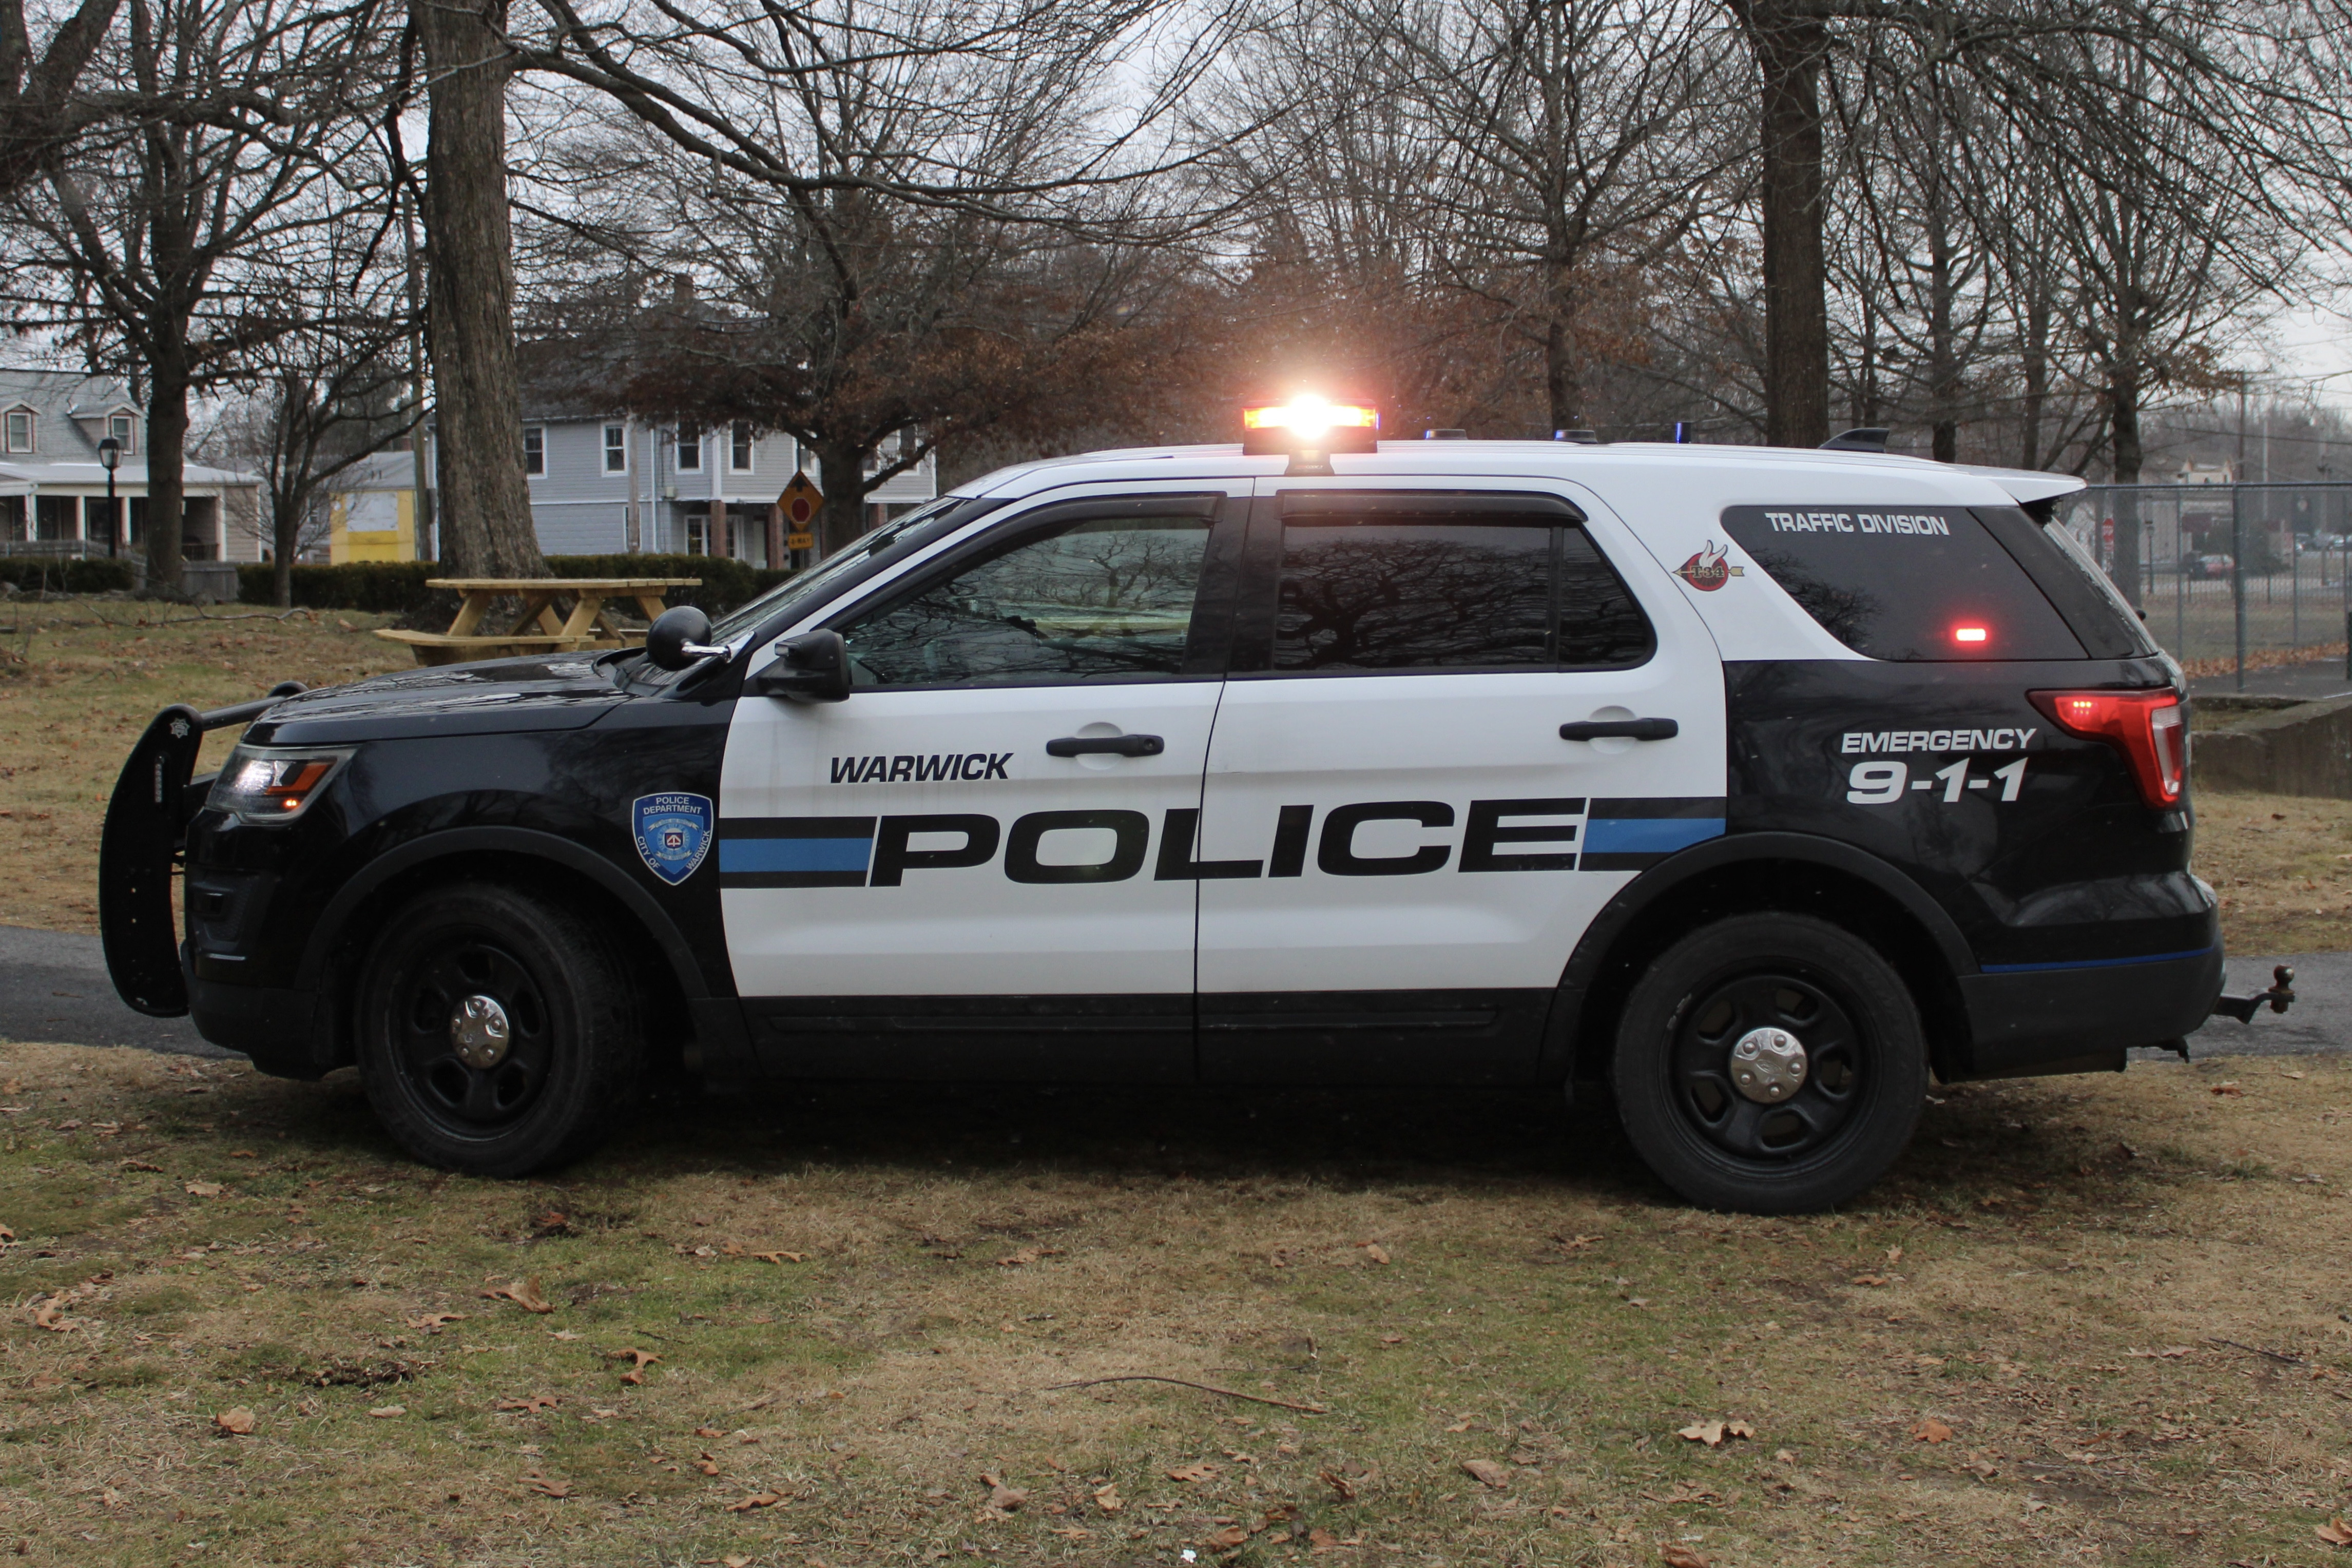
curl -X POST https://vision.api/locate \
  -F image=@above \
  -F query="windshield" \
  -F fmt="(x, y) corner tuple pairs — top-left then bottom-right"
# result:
(705, 494), (977, 645)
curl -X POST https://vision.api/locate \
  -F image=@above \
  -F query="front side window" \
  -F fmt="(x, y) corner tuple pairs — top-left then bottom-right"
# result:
(603, 424), (627, 474)
(523, 425), (545, 476)
(676, 422), (702, 471)
(1719, 505), (2085, 661)
(1262, 500), (1652, 672)
(841, 510), (1213, 687)
(4, 409), (31, 453)
(108, 413), (135, 452)
(730, 421), (754, 472)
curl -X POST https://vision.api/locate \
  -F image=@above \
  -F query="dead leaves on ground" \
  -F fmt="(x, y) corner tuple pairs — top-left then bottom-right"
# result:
(608, 1346), (661, 1384)
(183, 1180), (223, 1198)
(1460, 1458), (1512, 1487)
(974, 1472), (1029, 1520)
(213, 1408), (256, 1436)
(1168, 1461), (1219, 1483)
(407, 1311), (465, 1332)
(1911, 1418), (1955, 1444)
(1091, 1482), (1124, 1514)
(480, 1277), (554, 1313)
(1676, 1419), (1755, 1448)
(1660, 1545), (1712, 1568)
(524, 1473), (571, 1499)
(2317, 1517), (2352, 1547)
(724, 1492), (783, 1513)
(495, 1395), (559, 1415)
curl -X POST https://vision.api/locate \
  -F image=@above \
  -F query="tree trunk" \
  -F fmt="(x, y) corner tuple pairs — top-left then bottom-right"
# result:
(144, 350), (188, 595)
(1734, 0), (1830, 449)
(417, 0), (539, 577)
(814, 437), (867, 558)
(272, 483), (299, 607)
(2110, 363), (2144, 606)
(1544, 268), (1577, 432)
(1927, 220), (1958, 464)
(2018, 284), (2049, 470)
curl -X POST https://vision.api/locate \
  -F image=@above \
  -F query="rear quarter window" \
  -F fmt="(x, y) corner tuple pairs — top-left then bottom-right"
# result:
(1720, 504), (2086, 661)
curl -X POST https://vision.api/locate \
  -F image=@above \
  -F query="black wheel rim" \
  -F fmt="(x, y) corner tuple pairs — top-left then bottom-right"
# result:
(1670, 967), (1865, 1162)
(388, 933), (555, 1134)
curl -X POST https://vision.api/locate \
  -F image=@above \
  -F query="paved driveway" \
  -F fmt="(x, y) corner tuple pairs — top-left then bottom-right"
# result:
(0, 925), (2335, 1065)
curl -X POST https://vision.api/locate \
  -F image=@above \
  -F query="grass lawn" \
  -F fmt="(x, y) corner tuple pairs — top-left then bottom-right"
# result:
(5, 1040), (2352, 1567)
(5, 593), (2352, 1565)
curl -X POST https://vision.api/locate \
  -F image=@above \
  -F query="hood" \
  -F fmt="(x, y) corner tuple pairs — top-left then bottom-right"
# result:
(241, 652), (633, 746)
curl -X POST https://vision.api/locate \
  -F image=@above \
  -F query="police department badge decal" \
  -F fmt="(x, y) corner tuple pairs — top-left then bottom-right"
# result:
(1673, 539), (1745, 591)
(632, 793), (714, 885)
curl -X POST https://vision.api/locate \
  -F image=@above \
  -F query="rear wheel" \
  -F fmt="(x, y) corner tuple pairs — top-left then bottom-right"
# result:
(355, 882), (642, 1176)
(1612, 914), (1925, 1213)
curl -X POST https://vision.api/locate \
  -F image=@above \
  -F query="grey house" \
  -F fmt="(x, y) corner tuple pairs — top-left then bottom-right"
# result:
(0, 368), (262, 564)
(509, 365), (934, 566)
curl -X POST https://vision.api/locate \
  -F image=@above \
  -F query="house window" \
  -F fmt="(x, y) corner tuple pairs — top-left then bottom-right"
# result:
(4, 409), (30, 453)
(676, 422), (702, 472)
(604, 424), (628, 474)
(730, 421), (754, 472)
(108, 413), (134, 453)
(524, 425), (545, 476)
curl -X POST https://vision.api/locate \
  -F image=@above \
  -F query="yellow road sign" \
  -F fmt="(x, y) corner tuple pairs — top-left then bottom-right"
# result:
(779, 471), (823, 529)
(785, 532), (814, 551)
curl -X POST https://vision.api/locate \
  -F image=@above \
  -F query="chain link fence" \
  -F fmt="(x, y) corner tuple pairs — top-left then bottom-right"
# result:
(2057, 483), (2352, 686)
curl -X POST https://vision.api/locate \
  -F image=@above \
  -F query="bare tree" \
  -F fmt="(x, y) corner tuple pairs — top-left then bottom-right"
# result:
(0, 0), (119, 190)
(0, 0), (393, 592)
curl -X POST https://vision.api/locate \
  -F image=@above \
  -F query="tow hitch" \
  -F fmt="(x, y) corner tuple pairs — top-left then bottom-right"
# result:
(98, 682), (305, 1016)
(2209, 963), (2296, 1024)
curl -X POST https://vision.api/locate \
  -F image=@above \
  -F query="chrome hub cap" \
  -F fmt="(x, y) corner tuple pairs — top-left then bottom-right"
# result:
(449, 994), (512, 1069)
(1729, 1026), (1808, 1104)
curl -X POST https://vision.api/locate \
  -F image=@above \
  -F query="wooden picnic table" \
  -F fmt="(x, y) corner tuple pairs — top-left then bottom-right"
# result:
(374, 576), (702, 667)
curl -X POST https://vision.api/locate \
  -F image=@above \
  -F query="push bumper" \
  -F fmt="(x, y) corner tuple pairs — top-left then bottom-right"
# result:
(1956, 944), (2224, 1079)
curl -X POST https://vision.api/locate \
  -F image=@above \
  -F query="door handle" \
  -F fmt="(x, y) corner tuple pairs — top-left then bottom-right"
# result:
(1559, 718), (1679, 742)
(1046, 733), (1166, 758)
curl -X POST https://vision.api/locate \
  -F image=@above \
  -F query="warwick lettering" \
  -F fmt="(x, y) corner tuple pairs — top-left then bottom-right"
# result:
(831, 752), (1013, 783)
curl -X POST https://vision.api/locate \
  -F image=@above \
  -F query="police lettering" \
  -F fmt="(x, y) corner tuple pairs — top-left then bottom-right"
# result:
(830, 751), (1011, 783)
(1838, 728), (2036, 754)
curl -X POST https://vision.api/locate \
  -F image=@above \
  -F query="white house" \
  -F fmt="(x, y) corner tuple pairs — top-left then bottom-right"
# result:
(0, 369), (262, 563)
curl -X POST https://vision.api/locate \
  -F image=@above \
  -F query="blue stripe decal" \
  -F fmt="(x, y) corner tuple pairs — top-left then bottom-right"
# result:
(1980, 945), (2217, 975)
(1581, 816), (1726, 855)
(719, 836), (874, 875)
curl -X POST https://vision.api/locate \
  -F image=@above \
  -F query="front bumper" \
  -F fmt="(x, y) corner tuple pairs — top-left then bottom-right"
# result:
(1956, 943), (2224, 1078)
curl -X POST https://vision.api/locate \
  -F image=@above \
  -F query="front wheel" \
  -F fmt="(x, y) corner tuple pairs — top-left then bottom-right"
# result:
(1612, 914), (1925, 1213)
(355, 882), (643, 1177)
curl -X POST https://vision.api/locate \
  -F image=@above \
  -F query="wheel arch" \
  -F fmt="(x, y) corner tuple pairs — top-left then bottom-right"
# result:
(1546, 831), (1976, 1088)
(297, 827), (712, 1072)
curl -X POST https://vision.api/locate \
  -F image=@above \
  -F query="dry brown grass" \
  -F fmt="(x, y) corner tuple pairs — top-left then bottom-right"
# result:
(3, 1037), (2351, 1566)
(2192, 790), (2352, 954)
(0, 597), (406, 933)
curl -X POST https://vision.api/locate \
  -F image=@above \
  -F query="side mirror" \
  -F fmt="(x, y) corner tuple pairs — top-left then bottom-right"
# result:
(748, 629), (851, 703)
(644, 605), (724, 671)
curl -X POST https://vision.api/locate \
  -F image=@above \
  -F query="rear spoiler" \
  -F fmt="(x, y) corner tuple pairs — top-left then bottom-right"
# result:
(98, 683), (305, 1017)
(1955, 465), (2086, 508)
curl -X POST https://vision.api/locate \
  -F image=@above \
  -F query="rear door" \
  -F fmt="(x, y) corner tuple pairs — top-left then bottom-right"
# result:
(718, 486), (1246, 1079)
(1189, 480), (1726, 1082)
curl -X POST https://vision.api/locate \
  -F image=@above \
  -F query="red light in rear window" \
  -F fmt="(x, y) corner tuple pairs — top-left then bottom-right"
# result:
(2030, 689), (2186, 808)
(1953, 625), (1988, 644)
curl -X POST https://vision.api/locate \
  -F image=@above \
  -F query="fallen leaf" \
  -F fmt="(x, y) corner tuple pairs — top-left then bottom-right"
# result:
(1661, 1545), (1711, 1568)
(1319, 1468), (1356, 1501)
(1725, 1421), (1755, 1439)
(1307, 1528), (1342, 1551)
(1359, 1242), (1391, 1265)
(1912, 1419), (1954, 1444)
(1378, 1333), (1404, 1345)
(118, 1159), (162, 1172)
(369, 1405), (405, 1419)
(608, 1347), (661, 1371)
(1092, 1482), (1124, 1514)
(1202, 1525), (1249, 1549)
(29, 1300), (76, 1333)
(481, 1277), (555, 1313)
(1678, 1420), (1726, 1447)
(696, 1455), (721, 1476)
(1444, 1418), (1473, 1433)
(495, 1395), (560, 1414)
(229, 1149), (257, 1159)
(184, 1181), (223, 1198)
(984, 1482), (1028, 1513)
(2210, 1082), (2243, 1097)
(214, 1408), (256, 1436)
(1461, 1458), (1511, 1487)
(1852, 1274), (1889, 1287)
(695, 1426), (726, 1438)
(1558, 1233), (1601, 1251)
(1168, 1462), (1219, 1483)
(525, 1474), (571, 1499)
(725, 1492), (783, 1513)
(408, 1312), (464, 1330)
(750, 1250), (806, 1264)
(2317, 1518), (2352, 1547)
(1048, 1525), (1092, 1538)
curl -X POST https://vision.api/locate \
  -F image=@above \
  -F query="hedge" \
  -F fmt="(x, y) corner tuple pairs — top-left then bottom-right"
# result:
(0, 556), (138, 594)
(237, 554), (793, 616)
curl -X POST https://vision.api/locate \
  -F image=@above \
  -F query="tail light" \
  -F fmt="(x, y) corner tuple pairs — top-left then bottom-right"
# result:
(2029, 689), (2185, 808)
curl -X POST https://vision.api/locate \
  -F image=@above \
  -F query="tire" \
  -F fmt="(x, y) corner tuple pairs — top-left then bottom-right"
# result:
(354, 882), (643, 1177)
(1611, 913), (1925, 1214)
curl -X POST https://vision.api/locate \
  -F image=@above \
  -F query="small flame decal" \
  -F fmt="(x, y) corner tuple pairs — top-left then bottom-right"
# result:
(1673, 540), (1745, 591)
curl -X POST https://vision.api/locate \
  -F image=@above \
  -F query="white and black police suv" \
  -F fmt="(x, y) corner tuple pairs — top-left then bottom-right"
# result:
(98, 399), (2292, 1211)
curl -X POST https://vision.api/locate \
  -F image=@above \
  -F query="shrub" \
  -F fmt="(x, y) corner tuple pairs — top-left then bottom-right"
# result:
(237, 554), (793, 616)
(0, 556), (138, 594)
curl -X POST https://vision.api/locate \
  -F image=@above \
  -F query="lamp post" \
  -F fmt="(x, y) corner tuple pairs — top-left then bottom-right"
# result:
(97, 436), (121, 558)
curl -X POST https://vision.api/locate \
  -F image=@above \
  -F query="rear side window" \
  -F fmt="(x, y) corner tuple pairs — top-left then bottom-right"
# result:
(1720, 505), (2086, 661)
(1266, 505), (1652, 672)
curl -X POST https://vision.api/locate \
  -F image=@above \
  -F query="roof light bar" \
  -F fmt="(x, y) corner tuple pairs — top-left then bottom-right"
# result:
(1240, 395), (1380, 459)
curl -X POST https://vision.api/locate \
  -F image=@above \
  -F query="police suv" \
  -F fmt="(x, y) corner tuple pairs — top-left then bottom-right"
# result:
(99, 401), (2279, 1213)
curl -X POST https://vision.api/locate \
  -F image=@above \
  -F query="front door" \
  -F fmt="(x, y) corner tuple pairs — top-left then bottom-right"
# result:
(1190, 481), (1726, 1082)
(718, 488), (1245, 1079)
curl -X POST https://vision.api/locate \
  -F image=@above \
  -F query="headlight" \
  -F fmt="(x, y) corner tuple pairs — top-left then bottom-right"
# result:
(206, 746), (354, 823)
